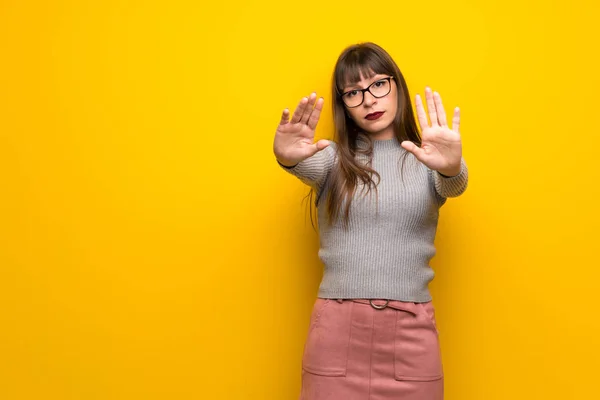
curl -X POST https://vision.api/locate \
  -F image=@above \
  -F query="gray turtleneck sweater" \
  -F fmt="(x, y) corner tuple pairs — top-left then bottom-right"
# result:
(278, 136), (469, 303)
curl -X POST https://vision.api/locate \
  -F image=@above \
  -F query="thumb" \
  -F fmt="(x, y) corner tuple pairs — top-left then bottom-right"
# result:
(315, 139), (330, 151)
(308, 139), (330, 156)
(401, 140), (425, 161)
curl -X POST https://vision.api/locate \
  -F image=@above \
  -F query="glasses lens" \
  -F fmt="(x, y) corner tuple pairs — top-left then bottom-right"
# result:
(342, 91), (363, 108)
(370, 79), (391, 97)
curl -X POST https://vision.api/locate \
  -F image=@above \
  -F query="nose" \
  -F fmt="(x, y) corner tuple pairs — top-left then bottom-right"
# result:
(363, 90), (377, 107)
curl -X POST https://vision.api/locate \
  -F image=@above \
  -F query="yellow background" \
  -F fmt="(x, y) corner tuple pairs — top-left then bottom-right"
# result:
(1, 0), (598, 399)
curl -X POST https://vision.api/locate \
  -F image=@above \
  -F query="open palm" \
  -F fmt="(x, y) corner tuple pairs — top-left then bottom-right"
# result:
(401, 87), (462, 176)
(273, 93), (330, 166)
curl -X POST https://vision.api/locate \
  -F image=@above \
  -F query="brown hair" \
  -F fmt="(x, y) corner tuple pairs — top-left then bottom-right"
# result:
(307, 42), (423, 230)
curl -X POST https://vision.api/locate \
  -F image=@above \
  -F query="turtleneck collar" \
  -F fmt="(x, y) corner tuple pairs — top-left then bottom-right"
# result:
(356, 135), (404, 152)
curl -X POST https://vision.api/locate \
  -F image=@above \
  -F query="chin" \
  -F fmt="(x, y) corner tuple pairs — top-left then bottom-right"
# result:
(361, 118), (393, 134)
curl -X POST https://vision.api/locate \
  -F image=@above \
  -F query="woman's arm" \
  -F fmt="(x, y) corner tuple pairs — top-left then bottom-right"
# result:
(277, 141), (337, 193)
(432, 156), (468, 198)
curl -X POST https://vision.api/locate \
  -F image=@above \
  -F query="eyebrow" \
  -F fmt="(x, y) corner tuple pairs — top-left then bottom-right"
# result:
(343, 75), (387, 91)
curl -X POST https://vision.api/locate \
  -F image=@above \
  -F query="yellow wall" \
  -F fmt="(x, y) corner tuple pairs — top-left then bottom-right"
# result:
(1, 1), (598, 399)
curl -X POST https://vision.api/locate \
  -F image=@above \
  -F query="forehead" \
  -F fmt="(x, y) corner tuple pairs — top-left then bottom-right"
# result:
(342, 69), (386, 89)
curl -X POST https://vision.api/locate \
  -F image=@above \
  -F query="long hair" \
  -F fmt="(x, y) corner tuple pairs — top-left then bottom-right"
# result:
(307, 42), (423, 230)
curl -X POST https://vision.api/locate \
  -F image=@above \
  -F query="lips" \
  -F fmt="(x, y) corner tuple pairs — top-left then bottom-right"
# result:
(365, 111), (384, 120)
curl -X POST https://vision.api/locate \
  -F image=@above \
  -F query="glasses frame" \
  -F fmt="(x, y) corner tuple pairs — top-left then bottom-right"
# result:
(338, 76), (395, 108)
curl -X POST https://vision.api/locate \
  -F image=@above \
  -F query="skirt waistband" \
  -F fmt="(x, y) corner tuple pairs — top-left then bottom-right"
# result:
(333, 298), (421, 315)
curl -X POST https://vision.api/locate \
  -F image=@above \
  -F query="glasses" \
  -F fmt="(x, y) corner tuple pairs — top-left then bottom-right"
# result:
(339, 77), (394, 108)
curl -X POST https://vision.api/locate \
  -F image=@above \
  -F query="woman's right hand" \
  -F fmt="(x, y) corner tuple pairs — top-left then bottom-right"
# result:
(273, 92), (330, 167)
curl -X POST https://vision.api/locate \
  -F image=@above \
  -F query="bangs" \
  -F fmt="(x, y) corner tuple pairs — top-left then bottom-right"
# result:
(336, 48), (392, 92)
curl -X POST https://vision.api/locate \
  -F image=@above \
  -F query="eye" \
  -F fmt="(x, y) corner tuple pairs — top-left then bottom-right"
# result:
(374, 79), (386, 87)
(345, 90), (359, 98)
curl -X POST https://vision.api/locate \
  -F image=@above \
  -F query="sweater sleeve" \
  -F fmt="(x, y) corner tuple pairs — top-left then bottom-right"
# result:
(277, 141), (337, 194)
(431, 156), (469, 198)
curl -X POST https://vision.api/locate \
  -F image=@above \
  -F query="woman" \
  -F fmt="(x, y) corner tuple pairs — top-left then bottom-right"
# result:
(273, 42), (468, 400)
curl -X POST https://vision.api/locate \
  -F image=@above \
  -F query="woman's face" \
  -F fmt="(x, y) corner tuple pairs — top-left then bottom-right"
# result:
(341, 72), (398, 140)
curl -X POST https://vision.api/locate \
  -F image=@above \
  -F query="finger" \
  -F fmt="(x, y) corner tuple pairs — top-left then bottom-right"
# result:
(415, 94), (429, 130)
(401, 140), (426, 161)
(314, 139), (330, 152)
(425, 87), (438, 126)
(452, 107), (460, 133)
(279, 108), (290, 126)
(433, 92), (447, 127)
(306, 139), (329, 157)
(290, 97), (309, 124)
(300, 93), (317, 124)
(307, 97), (324, 130)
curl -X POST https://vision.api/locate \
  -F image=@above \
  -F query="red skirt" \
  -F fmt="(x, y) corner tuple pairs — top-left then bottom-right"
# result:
(299, 298), (444, 400)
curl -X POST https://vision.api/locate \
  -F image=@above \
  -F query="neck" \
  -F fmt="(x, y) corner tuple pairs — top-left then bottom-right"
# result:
(367, 125), (395, 140)
(357, 134), (402, 152)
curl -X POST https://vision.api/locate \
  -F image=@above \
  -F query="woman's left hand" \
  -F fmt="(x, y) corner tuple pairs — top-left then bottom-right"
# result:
(401, 87), (462, 177)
